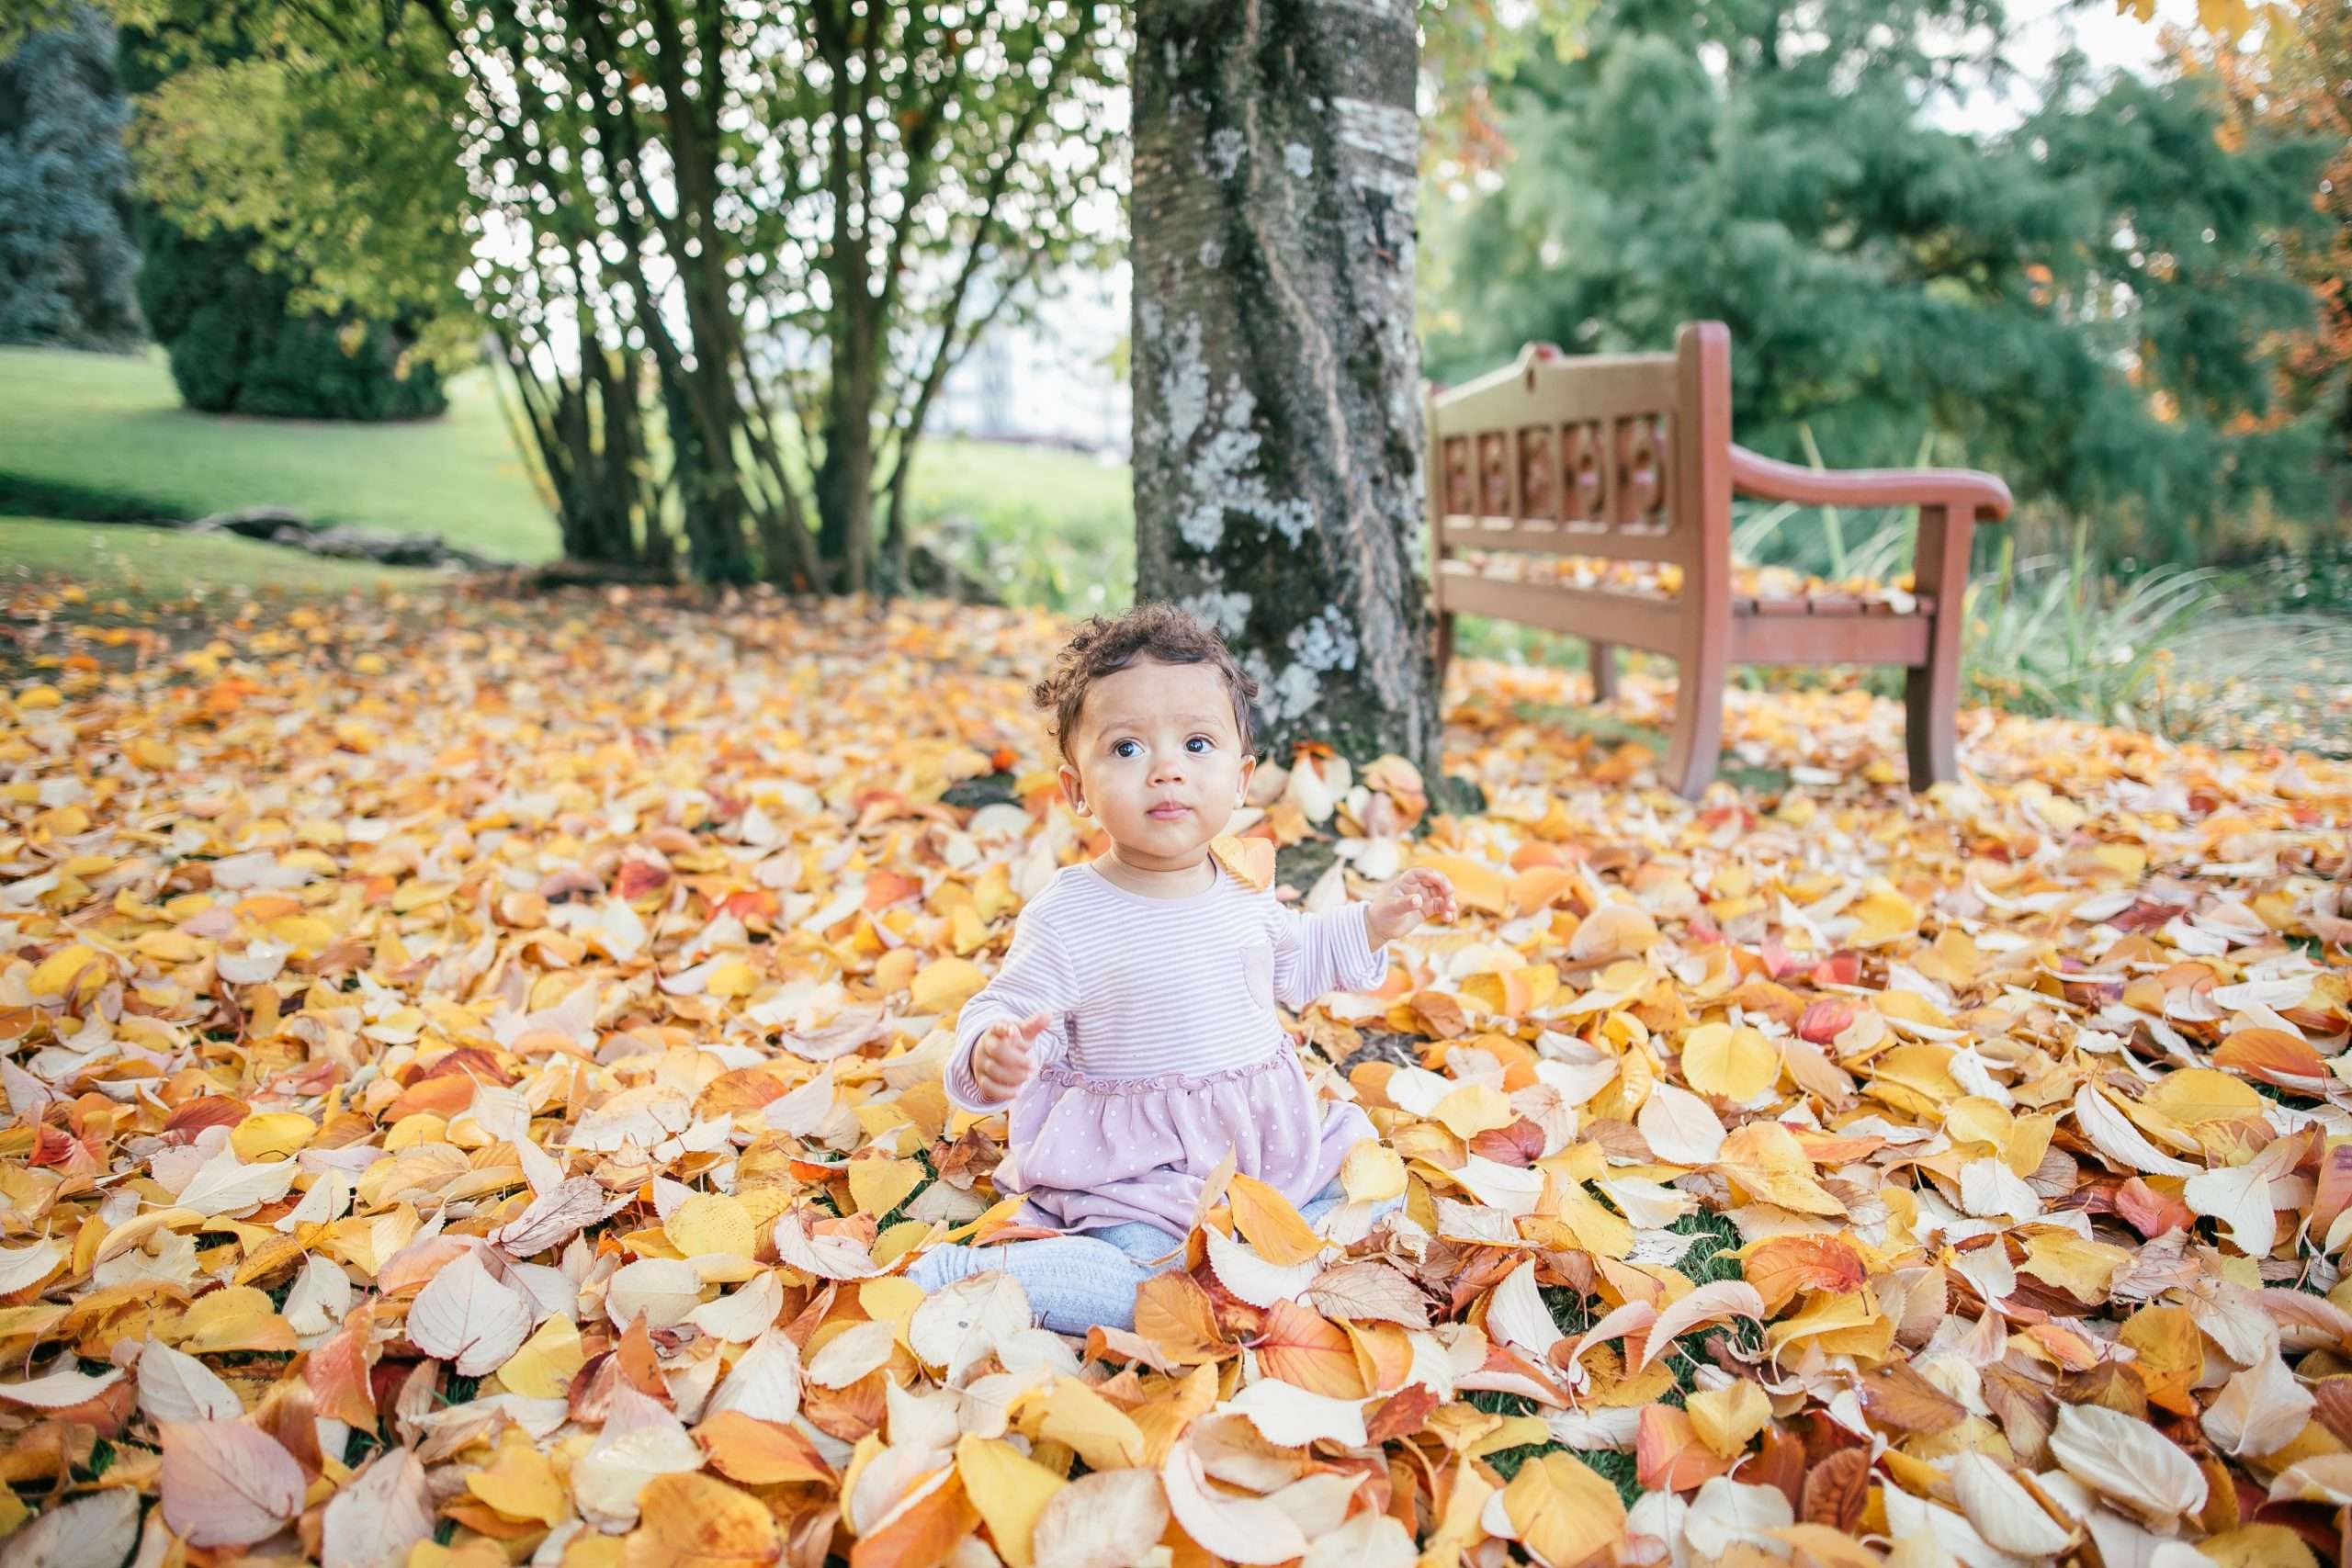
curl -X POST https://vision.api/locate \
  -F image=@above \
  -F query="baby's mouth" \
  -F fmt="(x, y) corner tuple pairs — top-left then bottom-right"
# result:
(1147, 802), (1192, 820)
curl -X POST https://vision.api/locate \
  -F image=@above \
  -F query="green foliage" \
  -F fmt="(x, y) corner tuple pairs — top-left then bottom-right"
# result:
(133, 211), (447, 420)
(123, 1), (1124, 592)
(118, 23), (447, 421)
(1423, 0), (2344, 565)
(0, 6), (141, 351)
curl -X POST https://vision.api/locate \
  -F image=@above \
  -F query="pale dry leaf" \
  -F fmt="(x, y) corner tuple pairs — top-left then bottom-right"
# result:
(1031, 1468), (1170, 1568)
(136, 1340), (241, 1424)
(407, 1249), (533, 1375)
(1220, 1379), (1368, 1447)
(2202, 1345), (2313, 1459)
(158, 1419), (306, 1547)
(2048, 1400), (2209, 1526)
(321, 1447), (435, 1568)
(0, 1489), (141, 1568)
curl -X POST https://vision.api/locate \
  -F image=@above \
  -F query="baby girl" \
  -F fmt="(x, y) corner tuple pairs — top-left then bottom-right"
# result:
(910, 603), (1456, 1334)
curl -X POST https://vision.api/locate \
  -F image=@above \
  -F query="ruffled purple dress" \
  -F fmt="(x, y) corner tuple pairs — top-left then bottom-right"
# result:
(944, 858), (1388, 1236)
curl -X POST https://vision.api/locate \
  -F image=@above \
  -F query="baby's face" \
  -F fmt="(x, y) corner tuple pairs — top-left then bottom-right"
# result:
(1059, 658), (1254, 871)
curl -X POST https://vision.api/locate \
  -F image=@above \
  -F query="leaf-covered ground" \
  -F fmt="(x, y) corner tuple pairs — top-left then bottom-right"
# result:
(3, 584), (2350, 1568)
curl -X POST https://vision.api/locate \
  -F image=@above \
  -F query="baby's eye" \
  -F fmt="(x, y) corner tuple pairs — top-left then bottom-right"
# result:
(1112, 739), (1140, 759)
(1186, 736), (1213, 753)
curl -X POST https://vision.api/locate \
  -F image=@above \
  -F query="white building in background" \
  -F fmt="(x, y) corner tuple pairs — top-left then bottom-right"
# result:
(932, 264), (1129, 455)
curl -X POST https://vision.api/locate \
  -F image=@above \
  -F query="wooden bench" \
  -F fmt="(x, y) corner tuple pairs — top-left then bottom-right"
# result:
(1427, 321), (2013, 798)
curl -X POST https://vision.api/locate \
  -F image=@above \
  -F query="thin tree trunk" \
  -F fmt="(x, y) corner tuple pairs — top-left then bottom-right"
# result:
(1131, 0), (1437, 777)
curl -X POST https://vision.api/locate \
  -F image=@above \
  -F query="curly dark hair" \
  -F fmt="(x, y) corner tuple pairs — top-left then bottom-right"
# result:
(1033, 601), (1259, 762)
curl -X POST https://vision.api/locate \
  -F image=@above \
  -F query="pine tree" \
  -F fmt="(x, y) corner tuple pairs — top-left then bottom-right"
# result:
(1424, 0), (2339, 563)
(0, 6), (141, 351)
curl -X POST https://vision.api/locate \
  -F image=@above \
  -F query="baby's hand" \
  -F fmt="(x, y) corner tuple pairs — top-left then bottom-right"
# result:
(971, 1012), (1050, 1104)
(1368, 868), (1458, 945)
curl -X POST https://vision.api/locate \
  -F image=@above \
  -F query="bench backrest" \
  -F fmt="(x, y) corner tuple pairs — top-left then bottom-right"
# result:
(1426, 321), (1733, 576)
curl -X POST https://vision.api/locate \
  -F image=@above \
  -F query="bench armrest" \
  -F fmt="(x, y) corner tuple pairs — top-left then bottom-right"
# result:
(1728, 444), (2012, 521)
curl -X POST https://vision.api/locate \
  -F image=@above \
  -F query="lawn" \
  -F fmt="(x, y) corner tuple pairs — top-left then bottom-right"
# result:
(0, 516), (430, 601)
(0, 346), (559, 562)
(0, 345), (1137, 598)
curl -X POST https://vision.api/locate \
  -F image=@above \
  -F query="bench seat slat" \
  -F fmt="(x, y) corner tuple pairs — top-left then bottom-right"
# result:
(1435, 565), (1685, 655)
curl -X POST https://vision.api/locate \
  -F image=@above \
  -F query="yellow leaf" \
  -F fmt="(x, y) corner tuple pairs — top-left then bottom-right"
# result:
(1340, 1140), (1405, 1205)
(666, 1195), (756, 1258)
(1686, 1380), (1770, 1458)
(1501, 1451), (1629, 1568)
(1227, 1172), (1325, 1267)
(846, 1158), (924, 1218)
(620, 1473), (779, 1568)
(467, 1434), (569, 1527)
(1417, 852), (1509, 916)
(2196, 0), (2254, 41)
(231, 1112), (316, 1162)
(2018, 1228), (2132, 1302)
(1680, 1023), (1779, 1103)
(910, 956), (988, 1015)
(1430, 1082), (1515, 1140)
(954, 1433), (1064, 1568)
(29, 942), (107, 1003)
(1851, 889), (1922, 946)
(1768, 1286), (1894, 1362)
(700, 958), (756, 998)
(1035, 1378), (1146, 1472)
(948, 904), (992, 956)
(497, 1313), (585, 1401)
(1715, 1122), (1845, 1216)
(1207, 835), (1275, 892)
(172, 1285), (296, 1354)
(2142, 1068), (2267, 1126)
(2198, 1523), (2320, 1568)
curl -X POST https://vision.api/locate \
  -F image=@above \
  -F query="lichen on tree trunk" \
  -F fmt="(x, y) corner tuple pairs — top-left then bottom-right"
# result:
(1131, 0), (1439, 779)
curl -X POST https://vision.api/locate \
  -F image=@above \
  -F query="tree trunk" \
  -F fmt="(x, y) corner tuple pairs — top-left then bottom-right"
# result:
(817, 321), (880, 597)
(1131, 0), (1437, 777)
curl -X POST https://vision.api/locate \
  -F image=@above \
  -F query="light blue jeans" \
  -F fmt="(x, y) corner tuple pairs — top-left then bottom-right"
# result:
(907, 1178), (1396, 1336)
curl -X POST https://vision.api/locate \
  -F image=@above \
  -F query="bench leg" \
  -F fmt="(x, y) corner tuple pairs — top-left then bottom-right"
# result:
(1589, 640), (1619, 704)
(1665, 638), (1727, 800)
(1904, 504), (1973, 790)
(1433, 608), (1456, 680)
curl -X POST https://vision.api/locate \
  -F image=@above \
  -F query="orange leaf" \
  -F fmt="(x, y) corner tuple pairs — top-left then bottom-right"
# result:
(1634, 1404), (1736, 1492)
(1742, 1235), (1869, 1315)
(2212, 1027), (2327, 1086)
(848, 1470), (978, 1568)
(1251, 1300), (1367, 1399)
(695, 1410), (838, 1488)
(1226, 1173), (1324, 1268)
(622, 1473), (781, 1568)
(1133, 1272), (1238, 1366)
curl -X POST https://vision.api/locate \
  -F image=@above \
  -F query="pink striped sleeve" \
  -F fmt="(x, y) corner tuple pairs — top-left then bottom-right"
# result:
(1271, 898), (1387, 1008)
(944, 899), (1079, 1113)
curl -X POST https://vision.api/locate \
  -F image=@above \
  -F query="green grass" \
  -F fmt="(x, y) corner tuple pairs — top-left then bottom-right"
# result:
(0, 346), (559, 563)
(1, 517), (428, 599)
(0, 345), (1138, 605)
(910, 438), (1134, 612)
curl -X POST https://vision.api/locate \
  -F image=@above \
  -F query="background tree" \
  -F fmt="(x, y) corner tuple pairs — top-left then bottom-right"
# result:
(129, 0), (1122, 590)
(0, 6), (141, 352)
(2187, 2), (2352, 488)
(1421, 0), (2339, 565)
(1131, 0), (1438, 777)
(115, 22), (445, 421)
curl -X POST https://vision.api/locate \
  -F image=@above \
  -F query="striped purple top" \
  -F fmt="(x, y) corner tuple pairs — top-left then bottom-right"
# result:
(943, 858), (1390, 1113)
